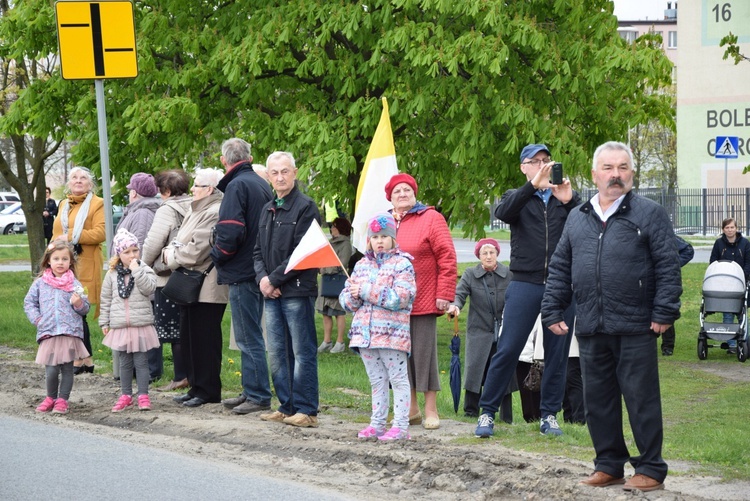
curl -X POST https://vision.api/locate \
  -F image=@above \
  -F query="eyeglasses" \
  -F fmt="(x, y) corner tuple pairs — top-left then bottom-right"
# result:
(193, 184), (210, 188)
(522, 157), (551, 166)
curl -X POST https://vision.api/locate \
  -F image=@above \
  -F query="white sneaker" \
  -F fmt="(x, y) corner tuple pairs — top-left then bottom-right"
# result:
(317, 341), (333, 353)
(330, 342), (347, 353)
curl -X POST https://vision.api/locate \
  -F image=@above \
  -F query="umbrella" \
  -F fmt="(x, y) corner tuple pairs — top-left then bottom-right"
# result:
(449, 314), (461, 413)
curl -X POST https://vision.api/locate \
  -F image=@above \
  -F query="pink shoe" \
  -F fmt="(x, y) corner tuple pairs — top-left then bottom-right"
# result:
(111, 395), (133, 413)
(51, 399), (69, 414)
(36, 397), (56, 413)
(138, 394), (151, 411)
(357, 426), (385, 439)
(378, 427), (410, 441)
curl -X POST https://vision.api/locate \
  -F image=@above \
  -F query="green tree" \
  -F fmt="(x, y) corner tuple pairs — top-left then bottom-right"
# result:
(0, 0), (76, 273)
(4, 0), (674, 240)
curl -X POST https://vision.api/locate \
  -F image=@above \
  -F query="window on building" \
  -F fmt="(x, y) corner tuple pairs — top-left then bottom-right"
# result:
(619, 30), (639, 44)
(668, 31), (677, 49)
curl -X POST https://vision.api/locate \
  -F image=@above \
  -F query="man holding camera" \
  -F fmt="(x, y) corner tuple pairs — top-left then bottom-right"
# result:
(474, 144), (580, 438)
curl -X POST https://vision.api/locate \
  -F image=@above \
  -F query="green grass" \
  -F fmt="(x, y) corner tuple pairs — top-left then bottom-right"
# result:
(0, 234), (32, 263)
(3, 263), (750, 480)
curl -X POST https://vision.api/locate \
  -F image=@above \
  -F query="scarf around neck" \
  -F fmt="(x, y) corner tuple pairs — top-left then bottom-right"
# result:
(42, 268), (75, 292)
(61, 192), (94, 246)
(115, 262), (135, 299)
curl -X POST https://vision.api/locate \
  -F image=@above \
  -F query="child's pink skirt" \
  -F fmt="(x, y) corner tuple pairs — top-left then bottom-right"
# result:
(36, 336), (90, 366)
(102, 325), (160, 353)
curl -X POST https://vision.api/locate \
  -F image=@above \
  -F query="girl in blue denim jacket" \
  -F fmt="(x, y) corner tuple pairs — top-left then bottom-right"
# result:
(24, 241), (90, 414)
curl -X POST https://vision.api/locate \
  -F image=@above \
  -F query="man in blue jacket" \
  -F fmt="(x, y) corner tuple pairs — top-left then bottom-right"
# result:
(542, 141), (682, 492)
(254, 152), (322, 428)
(211, 138), (273, 415)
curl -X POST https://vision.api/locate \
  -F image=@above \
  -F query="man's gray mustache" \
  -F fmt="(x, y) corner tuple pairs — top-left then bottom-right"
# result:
(608, 178), (625, 188)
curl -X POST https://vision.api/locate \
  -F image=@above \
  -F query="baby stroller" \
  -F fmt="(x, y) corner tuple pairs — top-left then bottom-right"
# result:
(698, 260), (749, 362)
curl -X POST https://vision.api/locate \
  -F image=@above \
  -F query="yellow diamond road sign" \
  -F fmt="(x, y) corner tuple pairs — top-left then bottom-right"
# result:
(55, 1), (138, 80)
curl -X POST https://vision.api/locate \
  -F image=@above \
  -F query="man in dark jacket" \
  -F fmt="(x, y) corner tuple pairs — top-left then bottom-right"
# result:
(254, 151), (322, 428)
(542, 141), (682, 492)
(211, 138), (273, 415)
(474, 144), (580, 439)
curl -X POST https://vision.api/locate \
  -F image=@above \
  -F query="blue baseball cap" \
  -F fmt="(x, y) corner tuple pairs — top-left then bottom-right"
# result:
(520, 144), (550, 163)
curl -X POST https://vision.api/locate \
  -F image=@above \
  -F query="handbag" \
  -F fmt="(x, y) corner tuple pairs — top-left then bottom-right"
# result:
(162, 263), (214, 305)
(321, 272), (347, 298)
(523, 360), (544, 392)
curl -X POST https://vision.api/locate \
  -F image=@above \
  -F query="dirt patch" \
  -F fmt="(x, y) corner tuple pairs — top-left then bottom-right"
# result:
(2, 346), (746, 500)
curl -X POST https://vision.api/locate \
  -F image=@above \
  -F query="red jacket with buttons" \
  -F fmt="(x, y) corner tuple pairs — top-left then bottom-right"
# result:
(393, 204), (456, 315)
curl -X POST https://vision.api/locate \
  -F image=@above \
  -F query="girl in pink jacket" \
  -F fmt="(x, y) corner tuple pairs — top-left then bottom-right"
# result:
(340, 213), (416, 441)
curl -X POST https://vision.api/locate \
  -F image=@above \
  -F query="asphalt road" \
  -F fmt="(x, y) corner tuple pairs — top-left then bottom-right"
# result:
(0, 416), (347, 501)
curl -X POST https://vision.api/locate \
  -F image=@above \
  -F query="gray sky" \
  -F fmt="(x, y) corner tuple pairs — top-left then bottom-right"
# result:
(613, 0), (674, 21)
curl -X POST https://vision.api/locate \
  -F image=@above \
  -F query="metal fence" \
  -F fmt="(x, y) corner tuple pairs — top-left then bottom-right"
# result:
(490, 188), (750, 236)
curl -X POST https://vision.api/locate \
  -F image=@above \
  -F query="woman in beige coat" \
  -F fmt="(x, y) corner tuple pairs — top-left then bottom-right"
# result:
(141, 169), (192, 391)
(162, 168), (228, 407)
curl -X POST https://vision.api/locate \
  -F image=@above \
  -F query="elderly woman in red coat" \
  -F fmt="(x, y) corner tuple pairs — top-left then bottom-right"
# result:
(386, 173), (457, 430)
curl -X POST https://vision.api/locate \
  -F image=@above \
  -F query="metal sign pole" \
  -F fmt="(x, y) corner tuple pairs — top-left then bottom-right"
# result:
(95, 79), (114, 257)
(724, 157), (728, 220)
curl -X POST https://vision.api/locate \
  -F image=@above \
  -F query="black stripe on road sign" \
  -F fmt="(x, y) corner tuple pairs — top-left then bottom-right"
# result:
(104, 48), (135, 52)
(60, 24), (90, 27)
(89, 3), (105, 77)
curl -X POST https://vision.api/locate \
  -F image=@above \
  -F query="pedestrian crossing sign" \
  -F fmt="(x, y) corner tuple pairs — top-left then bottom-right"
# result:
(715, 136), (739, 159)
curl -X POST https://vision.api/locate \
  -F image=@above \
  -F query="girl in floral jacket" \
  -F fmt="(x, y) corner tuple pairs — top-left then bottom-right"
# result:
(339, 213), (416, 441)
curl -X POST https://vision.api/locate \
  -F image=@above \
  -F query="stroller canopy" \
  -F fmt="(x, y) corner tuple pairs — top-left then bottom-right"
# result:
(703, 260), (746, 299)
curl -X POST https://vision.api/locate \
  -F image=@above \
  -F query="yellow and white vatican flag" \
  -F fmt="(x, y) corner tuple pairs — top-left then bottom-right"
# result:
(285, 219), (346, 274)
(351, 97), (399, 254)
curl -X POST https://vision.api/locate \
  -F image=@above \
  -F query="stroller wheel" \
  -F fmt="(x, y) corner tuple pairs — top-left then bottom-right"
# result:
(738, 341), (749, 363)
(697, 339), (708, 360)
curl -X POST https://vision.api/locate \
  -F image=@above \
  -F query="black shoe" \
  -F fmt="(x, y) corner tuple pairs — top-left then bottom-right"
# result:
(74, 364), (94, 375)
(183, 397), (208, 408)
(231, 401), (271, 415)
(661, 349), (673, 356)
(222, 394), (247, 409)
(173, 393), (193, 403)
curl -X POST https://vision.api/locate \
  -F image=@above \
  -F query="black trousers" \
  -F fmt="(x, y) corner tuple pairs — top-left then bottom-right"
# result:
(515, 361), (542, 423)
(660, 325), (675, 352)
(180, 302), (226, 402)
(563, 357), (585, 424)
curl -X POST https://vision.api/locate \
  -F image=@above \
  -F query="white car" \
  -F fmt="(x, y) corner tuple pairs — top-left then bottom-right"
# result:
(0, 202), (25, 235)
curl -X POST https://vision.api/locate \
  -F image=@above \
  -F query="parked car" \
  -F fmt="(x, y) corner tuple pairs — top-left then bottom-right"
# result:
(0, 191), (20, 211)
(0, 202), (25, 235)
(112, 205), (123, 226)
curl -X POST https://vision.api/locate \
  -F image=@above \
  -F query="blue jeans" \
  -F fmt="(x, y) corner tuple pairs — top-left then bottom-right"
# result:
(479, 281), (575, 418)
(265, 296), (319, 416)
(578, 333), (667, 482)
(230, 282), (272, 406)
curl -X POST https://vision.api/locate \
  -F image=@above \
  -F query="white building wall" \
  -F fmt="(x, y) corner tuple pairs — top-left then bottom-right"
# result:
(677, 1), (750, 189)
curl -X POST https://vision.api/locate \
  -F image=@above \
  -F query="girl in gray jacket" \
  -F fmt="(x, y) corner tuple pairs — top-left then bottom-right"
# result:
(101, 229), (159, 412)
(25, 241), (91, 415)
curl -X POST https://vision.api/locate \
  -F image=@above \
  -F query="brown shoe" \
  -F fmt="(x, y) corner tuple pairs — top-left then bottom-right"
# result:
(260, 410), (291, 422)
(408, 412), (422, 426)
(282, 413), (319, 428)
(579, 471), (625, 487)
(156, 379), (189, 392)
(623, 474), (664, 492)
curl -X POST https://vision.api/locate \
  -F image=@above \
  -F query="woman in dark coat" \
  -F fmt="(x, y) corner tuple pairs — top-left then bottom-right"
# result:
(709, 217), (750, 352)
(447, 238), (514, 420)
